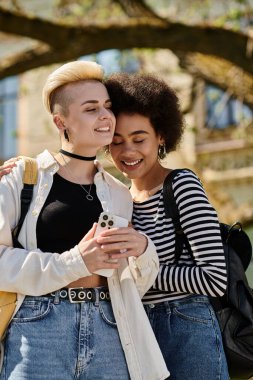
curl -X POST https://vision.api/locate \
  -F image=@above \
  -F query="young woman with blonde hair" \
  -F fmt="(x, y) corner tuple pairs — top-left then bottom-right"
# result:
(0, 62), (169, 380)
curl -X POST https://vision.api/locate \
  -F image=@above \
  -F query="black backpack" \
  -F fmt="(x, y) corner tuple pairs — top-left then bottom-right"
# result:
(163, 169), (253, 380)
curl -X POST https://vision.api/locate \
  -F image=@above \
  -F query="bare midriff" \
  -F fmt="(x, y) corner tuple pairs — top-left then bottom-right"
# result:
(66, 274), (108, 289)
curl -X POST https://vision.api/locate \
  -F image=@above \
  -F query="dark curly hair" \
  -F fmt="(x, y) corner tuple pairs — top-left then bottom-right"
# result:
(105, 73), (185, 154)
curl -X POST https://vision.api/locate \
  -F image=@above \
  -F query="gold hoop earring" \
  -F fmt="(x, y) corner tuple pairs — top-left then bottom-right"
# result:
(158, 144), (166, 160)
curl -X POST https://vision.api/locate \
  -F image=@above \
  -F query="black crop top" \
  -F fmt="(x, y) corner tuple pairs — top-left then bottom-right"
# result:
(36, 173), (102, 253)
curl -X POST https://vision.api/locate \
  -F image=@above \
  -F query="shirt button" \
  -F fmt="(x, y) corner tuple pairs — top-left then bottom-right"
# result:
(44, 184), (48, 188)
(32, 210), (38, 216)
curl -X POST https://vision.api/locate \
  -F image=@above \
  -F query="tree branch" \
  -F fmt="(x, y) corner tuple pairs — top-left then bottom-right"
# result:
(178, 52), (253, 108)
(113, 0), (164, 19)
(0, 6), (74, 47)
(0, 6), (253, 81)
(0, 47), (70, 78)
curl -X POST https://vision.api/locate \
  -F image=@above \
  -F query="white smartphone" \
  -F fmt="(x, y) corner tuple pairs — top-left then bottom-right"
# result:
(94, 212), (129, 277)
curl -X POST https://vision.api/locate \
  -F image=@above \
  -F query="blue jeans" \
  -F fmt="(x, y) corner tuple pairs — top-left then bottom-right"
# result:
(0, 292), (130, 380)
(144, 295), (229, 380)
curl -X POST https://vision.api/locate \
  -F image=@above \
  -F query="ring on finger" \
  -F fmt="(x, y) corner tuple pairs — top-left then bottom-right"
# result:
(120, 248), (127, 254)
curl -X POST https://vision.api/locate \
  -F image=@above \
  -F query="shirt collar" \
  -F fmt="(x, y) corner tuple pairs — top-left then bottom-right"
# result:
(37, 150), (107, 180)
(37, 150), (59, 171)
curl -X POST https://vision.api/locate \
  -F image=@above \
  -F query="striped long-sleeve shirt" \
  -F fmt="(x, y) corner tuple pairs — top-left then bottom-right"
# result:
(132, 169), (227, 304)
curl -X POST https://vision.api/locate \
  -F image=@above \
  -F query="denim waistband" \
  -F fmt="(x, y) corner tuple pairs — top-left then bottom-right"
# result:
(145, 294), (210, 310)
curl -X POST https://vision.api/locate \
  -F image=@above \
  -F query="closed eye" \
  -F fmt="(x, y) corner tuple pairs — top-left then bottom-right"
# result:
(86, 108), (96, 112)
(111, 141), (123, 145)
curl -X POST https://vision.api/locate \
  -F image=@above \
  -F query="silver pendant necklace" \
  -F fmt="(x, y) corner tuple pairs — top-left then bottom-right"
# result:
(60, 153), (94, 201)
(79, 184), (93, 201)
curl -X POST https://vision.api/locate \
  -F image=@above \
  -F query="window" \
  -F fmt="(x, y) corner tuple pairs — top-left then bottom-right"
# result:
(206, 85), (253, 130)
(0, 76), (18, 160)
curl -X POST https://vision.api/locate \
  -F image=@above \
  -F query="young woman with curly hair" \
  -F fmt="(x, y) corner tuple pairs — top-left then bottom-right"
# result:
(105, 73), (229, 380)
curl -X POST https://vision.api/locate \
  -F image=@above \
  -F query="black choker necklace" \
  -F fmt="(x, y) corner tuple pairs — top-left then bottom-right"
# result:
(59, 149), (96, 161)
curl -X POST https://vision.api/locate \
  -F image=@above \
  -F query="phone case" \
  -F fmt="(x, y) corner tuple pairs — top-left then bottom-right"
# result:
(94, 212), (128, 236)
(94, 212), (128, 277)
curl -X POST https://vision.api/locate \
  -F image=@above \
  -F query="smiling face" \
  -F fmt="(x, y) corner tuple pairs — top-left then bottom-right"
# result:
(54, 80), (116, 155)
(109, 113), (164, 185)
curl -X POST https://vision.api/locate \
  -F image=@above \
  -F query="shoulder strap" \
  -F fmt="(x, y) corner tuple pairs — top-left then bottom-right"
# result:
(163, 169), (184, 232)
(163, 169), (191, 262)
(12, 157), (38, 247)
(21, 156), (38, 185)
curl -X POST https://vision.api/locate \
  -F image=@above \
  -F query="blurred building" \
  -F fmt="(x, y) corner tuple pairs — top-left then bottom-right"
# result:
(145, 50), (253, 225)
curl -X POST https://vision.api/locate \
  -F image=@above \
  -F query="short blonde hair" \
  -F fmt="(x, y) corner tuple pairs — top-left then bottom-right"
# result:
(42, 60), (104, 114)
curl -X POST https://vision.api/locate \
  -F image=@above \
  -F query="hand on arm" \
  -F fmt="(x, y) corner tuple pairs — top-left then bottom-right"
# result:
(96, 227), (148, 260)
(98, 228), (158, 298)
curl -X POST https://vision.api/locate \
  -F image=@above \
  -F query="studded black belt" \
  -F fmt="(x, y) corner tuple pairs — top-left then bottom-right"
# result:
(46, 286), (110, 303)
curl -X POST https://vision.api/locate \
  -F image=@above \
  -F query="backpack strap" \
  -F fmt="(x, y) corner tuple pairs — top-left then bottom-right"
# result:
(12, 157), (38, 248)
(163, 168), (192, 262)
(21, 156), (38, 185)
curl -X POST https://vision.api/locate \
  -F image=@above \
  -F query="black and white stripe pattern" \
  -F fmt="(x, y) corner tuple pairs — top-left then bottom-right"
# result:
(132, 170), (227, 304)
